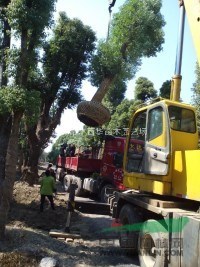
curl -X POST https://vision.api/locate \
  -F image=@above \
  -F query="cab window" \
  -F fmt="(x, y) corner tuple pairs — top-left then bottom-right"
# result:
(148, 107), (163, 141)
(126, 111), (146, 173)
(168, 106), (196, 133)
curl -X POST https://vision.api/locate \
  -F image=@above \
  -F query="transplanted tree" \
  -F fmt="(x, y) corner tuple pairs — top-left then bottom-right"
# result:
(134, 77), (157, 102)
(88, 0), (165, 115)
(23, 12), (96, 183)
(159, 80), (171, 99)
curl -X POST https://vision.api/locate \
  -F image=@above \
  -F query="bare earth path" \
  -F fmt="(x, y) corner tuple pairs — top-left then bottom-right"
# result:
(0, 171), (140, 267)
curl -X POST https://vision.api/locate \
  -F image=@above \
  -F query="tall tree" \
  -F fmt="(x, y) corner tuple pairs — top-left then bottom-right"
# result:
(0, 0), (56, 239)
(134, 76), (157, 102)
(159, 80), (171, 99)
(23, 13), (96, 183)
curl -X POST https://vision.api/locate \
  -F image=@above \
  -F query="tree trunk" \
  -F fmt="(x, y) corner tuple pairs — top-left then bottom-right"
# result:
(92, 77), (114, 102)
(0, 113), (13, 239)
(0, 11), (11, 87)
(22, 101), (63, 184)
(17, 144), (23, 173)
(21, 142), (41, 186)
(0, 112), (21, 239)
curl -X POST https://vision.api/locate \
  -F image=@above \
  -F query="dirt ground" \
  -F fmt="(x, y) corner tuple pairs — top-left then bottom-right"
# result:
(0, 166), (139, 267)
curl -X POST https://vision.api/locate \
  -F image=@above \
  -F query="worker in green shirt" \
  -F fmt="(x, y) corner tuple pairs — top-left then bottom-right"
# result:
(40, 169), (56, 212)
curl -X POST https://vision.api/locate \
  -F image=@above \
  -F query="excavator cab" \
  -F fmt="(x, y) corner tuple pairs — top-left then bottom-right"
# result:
(123, 99), (199, 197)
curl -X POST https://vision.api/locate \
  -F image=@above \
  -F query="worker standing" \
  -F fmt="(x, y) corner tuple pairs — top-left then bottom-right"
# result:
(47, 163), (56, 181)
(40, 169), (56, 212)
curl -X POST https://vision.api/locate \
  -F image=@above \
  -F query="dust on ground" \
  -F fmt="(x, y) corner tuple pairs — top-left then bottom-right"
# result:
(0, 165), (139, 267)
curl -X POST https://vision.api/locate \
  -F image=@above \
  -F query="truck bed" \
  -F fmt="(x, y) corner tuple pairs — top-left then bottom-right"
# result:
(57, 156), (101, 173)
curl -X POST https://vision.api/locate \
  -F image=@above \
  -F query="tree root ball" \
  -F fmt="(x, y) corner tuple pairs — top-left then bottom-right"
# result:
(77, 101), (111, 127)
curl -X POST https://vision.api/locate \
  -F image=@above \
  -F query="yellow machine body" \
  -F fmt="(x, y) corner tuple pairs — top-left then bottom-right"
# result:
(123, 99), (200, 201)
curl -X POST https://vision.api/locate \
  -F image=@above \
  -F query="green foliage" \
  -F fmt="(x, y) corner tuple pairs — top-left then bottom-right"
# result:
(48, 128), (103, 162)
(0, 85), (41, 124)
(90, 0), (165, 108)
(42, 12), (96, 108)
(47, 147), (59, 164)
(0, 85), (30, 111)
(107, 98), (140, 135)
(52, 131), (82, 149)
(191, 62), (200, 134)
(90, 0), (165, 114)
(90, 41), (131, 86)
(159, 80), (171, 99)
(105, 76), (159, 135)
(24, 90), (41, 126)
(4, 48), (20, 79)
(80, 126), (102, 147)
(103, 78), (127, 114)
(48, 131), (80, 163)
(134, 76), (157, 101)
(7, 0), (55, 40)
(110, 0), (165, 59)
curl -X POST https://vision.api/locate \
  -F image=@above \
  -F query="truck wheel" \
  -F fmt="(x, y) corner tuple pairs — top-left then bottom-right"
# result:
(119, 204), (142, 254)
(63, 175), (83, 197)
(56, 168), (64, 183)
(73, 176), (83, 197)
(138, 219), (168, 267)
(100, 184), (113, 203)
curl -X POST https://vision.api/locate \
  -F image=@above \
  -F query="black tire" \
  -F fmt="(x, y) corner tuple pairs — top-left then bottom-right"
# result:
(63, 175), (83, 196)
(73, 176), (83, 196)
(138, 219), (168, 267)
(119, 204), (142, 253)
(100, 184), (113, 203)
(56, 168), (64, 183)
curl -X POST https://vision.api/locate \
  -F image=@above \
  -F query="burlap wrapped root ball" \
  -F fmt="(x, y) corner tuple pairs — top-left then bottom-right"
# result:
(77, 101), (111, 127)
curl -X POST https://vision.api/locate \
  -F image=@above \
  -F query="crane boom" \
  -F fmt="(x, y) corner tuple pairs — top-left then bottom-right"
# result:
(184, 0), (200, 65)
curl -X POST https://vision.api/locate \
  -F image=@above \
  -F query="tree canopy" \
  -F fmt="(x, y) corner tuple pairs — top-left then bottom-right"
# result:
(134, 76), (157, 102)
(159, 80), (171, 99)
(90, 0), (165, 88)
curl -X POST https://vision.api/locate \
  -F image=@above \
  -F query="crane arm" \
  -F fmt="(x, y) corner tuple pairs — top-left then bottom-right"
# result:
(184, 0), (200, 65)
(170, 0), (200, 102)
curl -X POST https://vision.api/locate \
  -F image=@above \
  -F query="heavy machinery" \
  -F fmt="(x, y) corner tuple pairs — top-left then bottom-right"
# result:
(107, 1), (200, 266)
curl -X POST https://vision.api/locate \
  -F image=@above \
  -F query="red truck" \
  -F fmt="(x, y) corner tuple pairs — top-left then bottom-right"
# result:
(56, 136), (127, 202)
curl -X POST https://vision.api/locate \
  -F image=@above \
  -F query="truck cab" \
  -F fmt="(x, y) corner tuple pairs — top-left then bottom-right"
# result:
(83, 136), (127, 202)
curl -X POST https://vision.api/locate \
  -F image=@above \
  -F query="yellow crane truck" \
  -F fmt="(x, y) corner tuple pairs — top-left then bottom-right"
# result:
(108, 1), (200, 266)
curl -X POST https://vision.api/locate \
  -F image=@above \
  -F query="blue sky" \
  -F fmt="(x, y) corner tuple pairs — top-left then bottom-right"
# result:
(49, 0), (197, 148)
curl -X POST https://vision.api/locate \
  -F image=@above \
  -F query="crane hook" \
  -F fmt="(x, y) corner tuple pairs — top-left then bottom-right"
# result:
(107, 0), (116, 41)
(109, 0), (116, 13)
